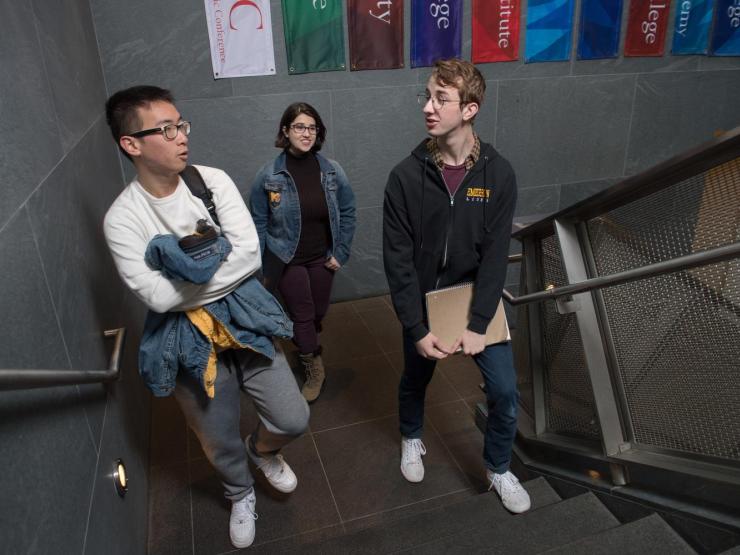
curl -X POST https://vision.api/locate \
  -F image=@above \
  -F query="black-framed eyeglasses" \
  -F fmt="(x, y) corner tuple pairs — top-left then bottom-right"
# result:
(416, 93), (464, 110)
(129, 120), (191, 140)
(288, 123), (319, 135)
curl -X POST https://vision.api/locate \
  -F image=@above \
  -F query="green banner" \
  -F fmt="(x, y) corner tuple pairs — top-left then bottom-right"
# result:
(282, 0), (346, 74)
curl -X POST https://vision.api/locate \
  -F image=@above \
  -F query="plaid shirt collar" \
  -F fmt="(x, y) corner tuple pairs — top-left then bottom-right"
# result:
(426, 134), (480, 171)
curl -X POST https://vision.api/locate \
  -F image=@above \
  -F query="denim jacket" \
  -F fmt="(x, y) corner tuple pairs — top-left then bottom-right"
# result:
(145, 233), (232, 284)
(140, 234), (292, 397)
(249, 151), (356, 265)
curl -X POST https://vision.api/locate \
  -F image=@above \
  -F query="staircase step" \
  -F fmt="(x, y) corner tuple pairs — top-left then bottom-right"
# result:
(400, 492), (619, 554)
(542, 513), (696, 554)
(719, 547), (740, 554)
(275, 477), (559, 554)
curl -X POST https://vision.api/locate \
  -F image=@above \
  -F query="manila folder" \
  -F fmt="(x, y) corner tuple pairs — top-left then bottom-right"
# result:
(425, 282), (510, 349)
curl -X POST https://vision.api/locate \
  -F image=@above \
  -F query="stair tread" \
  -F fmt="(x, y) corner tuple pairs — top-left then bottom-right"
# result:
(399, 492), (619, 554)
(542, 513), (696, 555)
(277, 477), (559, 554)
(719, 547), (740, 554)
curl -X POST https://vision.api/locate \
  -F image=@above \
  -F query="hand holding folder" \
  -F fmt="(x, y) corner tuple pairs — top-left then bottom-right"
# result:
(425, 282), (510, 353)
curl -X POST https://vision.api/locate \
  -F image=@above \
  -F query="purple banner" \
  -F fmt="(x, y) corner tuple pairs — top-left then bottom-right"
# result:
(410, 0), (463, 68)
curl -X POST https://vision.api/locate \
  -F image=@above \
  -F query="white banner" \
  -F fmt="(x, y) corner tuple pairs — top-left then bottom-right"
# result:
(204, 0), (276, 78)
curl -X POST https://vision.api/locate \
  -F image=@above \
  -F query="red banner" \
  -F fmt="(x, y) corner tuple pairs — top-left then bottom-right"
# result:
(472, 0), (520, 63)
(348, 0), (404, 70)
(624, 0), (672, 56)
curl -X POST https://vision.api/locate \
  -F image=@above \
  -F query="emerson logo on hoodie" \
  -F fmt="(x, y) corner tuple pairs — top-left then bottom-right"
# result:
(465, 187), (491, 202)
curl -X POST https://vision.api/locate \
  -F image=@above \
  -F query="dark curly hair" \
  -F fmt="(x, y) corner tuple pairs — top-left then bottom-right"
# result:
(274, 102), (326, 152)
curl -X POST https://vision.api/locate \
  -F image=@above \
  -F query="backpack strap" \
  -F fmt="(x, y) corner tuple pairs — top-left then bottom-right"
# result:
(180, 165), (220, 227)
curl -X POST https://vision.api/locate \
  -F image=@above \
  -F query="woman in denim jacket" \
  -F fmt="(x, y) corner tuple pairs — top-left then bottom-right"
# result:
(249, 102), (356, 403)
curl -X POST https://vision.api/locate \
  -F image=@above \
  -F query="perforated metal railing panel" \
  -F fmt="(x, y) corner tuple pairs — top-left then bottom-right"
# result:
(539, 234), (601, 440)
(514, 261), (534, 417)
(587, 158), (740, 461)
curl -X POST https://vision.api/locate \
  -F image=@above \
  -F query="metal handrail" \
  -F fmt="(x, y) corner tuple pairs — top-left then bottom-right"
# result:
(0, 327), (126, 391)
(502, 241), (740, 306)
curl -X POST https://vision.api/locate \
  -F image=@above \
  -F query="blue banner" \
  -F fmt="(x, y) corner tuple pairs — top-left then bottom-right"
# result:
(710, 0), (740, 55)
(410, 0), (463, 68)
(526, 0), (576, 62)
(577, 0), (623, 59)
(672, 0), (714, 54)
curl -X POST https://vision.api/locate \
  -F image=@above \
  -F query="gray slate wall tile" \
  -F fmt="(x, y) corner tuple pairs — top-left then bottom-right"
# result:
(32, 0), (106, 152)
(84, 371), (150, 555)
(472, 81), (499, 147)
(559, 178), (619, 209)
(699, 57), (740, 71)
(89, 0), (232, 99)
(517, 184), (560, 217)
(0, 386), (98, 554)
(573, 55), (700, 76)
(27, 117), (125, 372)
(0, 211), (68, 370)
(331, 85), (427, 209)
(332, 205), (386, 301)
(26, 117), (127, 446)
(0, 2), (62, 229)
(496, 74), (635, 188)
(625, 70), (740, 175)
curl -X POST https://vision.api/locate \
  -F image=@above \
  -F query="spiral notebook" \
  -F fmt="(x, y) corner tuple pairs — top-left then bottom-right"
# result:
(425, 282), (510, 349)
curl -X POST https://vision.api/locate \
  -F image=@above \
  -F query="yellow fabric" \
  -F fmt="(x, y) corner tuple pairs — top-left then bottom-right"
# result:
(185, 308), (246, 398)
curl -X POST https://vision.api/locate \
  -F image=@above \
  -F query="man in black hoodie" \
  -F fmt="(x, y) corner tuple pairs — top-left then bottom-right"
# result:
(383, 59), (530, 513)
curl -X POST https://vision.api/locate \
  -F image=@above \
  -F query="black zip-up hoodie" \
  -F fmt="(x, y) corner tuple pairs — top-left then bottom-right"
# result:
(383, 139), (517, 342)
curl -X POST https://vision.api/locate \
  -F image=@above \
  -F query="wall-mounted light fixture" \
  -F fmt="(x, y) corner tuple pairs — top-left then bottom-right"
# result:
(113, 459), (128, 497)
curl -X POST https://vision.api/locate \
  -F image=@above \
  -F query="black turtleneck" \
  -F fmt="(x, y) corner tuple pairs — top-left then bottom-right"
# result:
(286, 150), (330, 264)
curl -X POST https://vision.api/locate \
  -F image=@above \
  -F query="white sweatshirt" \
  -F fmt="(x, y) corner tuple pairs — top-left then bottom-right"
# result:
(104, 165), (260, 313)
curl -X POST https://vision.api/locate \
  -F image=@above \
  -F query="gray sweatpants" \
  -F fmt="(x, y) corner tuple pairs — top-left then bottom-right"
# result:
(173, 344), (309, 501)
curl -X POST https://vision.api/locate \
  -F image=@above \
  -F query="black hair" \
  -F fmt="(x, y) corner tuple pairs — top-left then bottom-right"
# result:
(105, 85), (175, 160)
(274, 102), (326, 152)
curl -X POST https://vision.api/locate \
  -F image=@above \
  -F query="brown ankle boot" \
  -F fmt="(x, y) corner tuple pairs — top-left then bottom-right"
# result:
(299, 353), (325, 403)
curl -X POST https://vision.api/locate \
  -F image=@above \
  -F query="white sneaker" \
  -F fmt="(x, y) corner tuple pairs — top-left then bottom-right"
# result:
(400, 437), (427, 483)
(230, 490), (257, 549)
(246, 436), (298, 493)
(487, 470), (531, 513)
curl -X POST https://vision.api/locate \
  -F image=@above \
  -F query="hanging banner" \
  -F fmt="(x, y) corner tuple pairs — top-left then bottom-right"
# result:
(577, 0), (623, 59)
(624, 0), (672, 56)
(348, 0), (404, 70)
(472, 0), (520, 63)
(203, 0), (276, 78)
(525, 0), (575, 62)
(282, 0), (345, 74)
(710, 0), (740, 56)
(672, 0), (714, 55)
(410, 0), (463, 68)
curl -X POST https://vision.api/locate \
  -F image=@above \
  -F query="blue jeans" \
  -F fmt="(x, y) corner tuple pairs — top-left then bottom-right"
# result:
(398, 333), (519, 474)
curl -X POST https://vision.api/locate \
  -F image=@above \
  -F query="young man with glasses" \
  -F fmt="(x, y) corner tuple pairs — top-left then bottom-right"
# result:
(103, 86), (309, 548)
(383, 59), (530, 513)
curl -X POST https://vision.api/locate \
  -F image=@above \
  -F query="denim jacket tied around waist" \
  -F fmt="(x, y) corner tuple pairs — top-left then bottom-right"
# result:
(140, 234), (293, 397)
(249, 151), (356, 265)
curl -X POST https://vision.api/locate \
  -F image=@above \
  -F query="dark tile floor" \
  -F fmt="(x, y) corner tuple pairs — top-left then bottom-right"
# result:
(147, 295), (493, 554)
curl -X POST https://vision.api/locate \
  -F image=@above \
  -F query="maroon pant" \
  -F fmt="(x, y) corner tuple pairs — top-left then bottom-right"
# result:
(278, 256), (335, 355)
